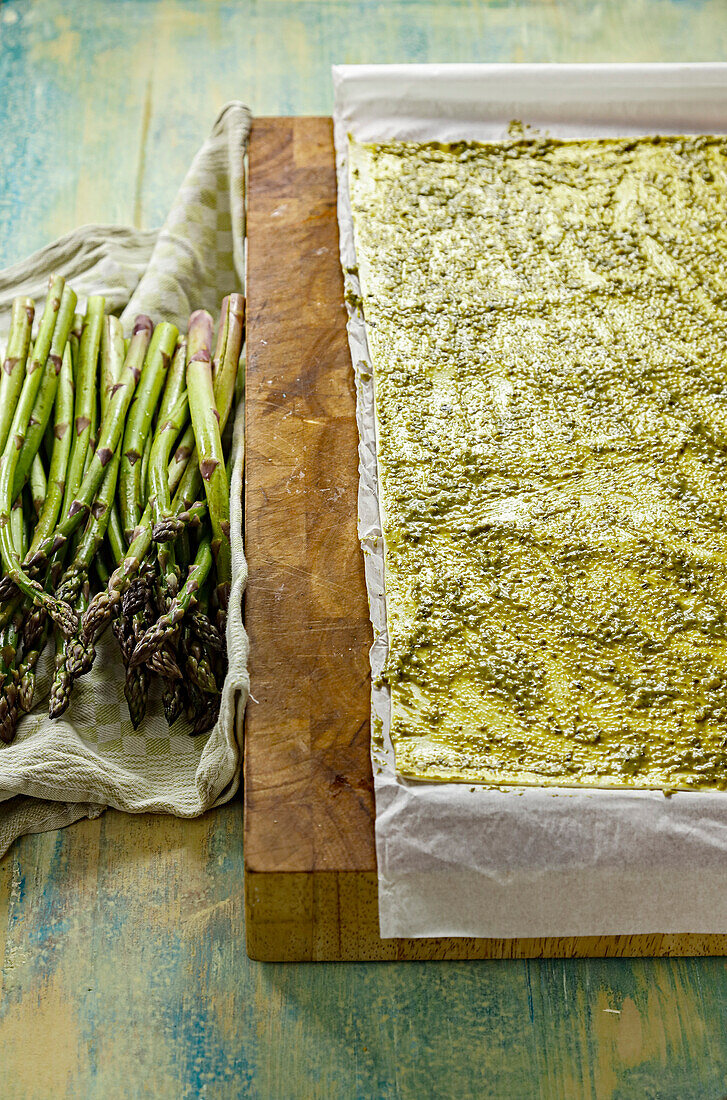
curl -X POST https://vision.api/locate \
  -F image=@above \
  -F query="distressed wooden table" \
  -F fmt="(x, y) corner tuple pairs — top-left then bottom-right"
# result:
(3, 1), (727, 1096)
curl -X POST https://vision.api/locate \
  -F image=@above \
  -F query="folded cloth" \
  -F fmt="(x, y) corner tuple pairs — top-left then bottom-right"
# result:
(0, 101), (252, 858)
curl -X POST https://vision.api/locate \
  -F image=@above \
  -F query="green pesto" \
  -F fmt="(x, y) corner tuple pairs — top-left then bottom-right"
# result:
(349, 132), (727, 790)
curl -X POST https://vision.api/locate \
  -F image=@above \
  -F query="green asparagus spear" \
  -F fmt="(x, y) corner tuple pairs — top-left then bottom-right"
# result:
(0, 297), (35, 455)
(61, 295), (105, 521)
(211, 294), (245, 432)
(186, 311), (231, 620)
(69, 311), (84, 364)
(29, 454), (47, 519)
(167, 426), (195, 497)
(100, 315), (125, 420)
(149, 389), (190, 607)
(119, 321), (178, 539)
(107, 501), (126, 566)
(158, 337), (188, 424)
(28, 341), (74, 554)
(139, 433), (152, 511)
(10, 494), (25, 559)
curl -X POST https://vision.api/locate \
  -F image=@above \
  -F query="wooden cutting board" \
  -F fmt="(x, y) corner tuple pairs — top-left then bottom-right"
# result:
(243, 117), (727, 961)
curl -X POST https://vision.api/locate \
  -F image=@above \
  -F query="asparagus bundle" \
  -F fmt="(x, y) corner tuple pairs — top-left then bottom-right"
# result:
(0, 276), (245, 742)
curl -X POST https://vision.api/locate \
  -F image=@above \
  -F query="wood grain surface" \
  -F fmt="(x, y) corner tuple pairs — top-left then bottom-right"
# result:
(5, 1), (727, 1097)
(245, 118), (376, 886)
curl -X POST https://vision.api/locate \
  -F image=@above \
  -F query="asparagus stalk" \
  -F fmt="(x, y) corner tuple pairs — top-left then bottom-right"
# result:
(186, 312), (231, 621)
(107, 501), (126, 566)
(159, 294), (239, 505)
(80, 325), (183, 640)
(118, 322), (178, 539)
(177, 525), (190, 571)
(121, 565), (152, 620)
(87, 381), (98, 464)
(37, 312), (79, 476)
(30, 454), (47, 519)
(100, 315), (125, 420)
(152, 338), (190, 587)
(110, 312), (228, 721)
(95, 554), (111, 588)
(149, 390), (190, 606)
(69, 311), (84, 364)
(158, 337), (188, 424)
(0, 297), (35, 455)
(167, 426), (195, 497)
(10, 494), (25, 559)
(139, 433), (152, 511)
(61, 295), (105, 522)
(211, 294), (245, 432)
(195, 698), (220, 736)
(69, 449), (121, 586)
(27, 341), (74, 554)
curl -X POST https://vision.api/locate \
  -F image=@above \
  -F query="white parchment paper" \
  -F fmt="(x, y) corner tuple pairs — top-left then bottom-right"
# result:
(333, 63), (727, 939)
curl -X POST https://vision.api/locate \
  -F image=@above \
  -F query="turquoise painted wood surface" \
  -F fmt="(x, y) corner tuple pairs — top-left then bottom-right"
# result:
(3, 1), (727, 1096)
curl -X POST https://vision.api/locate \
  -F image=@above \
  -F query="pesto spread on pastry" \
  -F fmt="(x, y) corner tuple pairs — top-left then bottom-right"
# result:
(349, 132), (727, 790)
